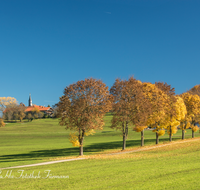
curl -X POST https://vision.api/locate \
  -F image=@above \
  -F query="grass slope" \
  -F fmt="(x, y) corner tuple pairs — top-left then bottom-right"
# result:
(0, 139), (199, 190)
(0, 116), (199, 168)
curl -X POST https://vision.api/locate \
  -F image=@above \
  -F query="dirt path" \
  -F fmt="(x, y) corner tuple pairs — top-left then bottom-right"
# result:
(1, 138), (199, 170)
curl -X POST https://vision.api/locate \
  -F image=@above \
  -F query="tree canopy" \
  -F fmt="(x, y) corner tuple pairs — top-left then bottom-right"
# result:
(180, 92), (200, 138)
(0, 97), (17, 111)
(110, 77), (150, 149)
(57, 78), (112, 155)
(187, 85), (200, 97)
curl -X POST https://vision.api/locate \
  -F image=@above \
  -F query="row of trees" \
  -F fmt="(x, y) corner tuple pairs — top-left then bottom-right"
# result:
(3, 104), (26, 122)
(57, 77), (200, 156)
(111, 79), (200, 149)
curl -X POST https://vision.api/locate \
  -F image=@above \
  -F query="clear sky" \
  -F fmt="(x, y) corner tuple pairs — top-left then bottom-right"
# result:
(1, 0), (200, 106)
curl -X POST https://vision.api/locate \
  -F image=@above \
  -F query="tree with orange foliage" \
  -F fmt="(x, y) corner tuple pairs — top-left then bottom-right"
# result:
(111, 77), (143, 149)
(111, 77), (152, 148)
(57, 78), (112, 156)
(180, 92), (200, 139)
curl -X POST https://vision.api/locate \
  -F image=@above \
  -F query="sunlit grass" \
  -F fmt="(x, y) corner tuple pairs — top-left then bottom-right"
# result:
(0, 116), (200, 169)
(0, 139), (200, 189)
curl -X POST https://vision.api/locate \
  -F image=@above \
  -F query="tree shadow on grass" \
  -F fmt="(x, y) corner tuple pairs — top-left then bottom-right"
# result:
(0, 137), (182, 163)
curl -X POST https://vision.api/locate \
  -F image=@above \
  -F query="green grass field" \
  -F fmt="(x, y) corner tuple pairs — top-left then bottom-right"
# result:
(0, 116), (200, 189)
(0, 116), (200, 168)
(0, 139), (200, 189)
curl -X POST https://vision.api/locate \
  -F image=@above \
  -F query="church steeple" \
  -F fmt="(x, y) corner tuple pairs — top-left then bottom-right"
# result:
(28, 94), (32, 106)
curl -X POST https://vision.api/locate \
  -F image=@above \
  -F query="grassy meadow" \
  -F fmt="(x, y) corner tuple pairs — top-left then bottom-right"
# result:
(0, 115), (199, 168)
(0, 139), (200, 189)
(0, 115), (200, 189)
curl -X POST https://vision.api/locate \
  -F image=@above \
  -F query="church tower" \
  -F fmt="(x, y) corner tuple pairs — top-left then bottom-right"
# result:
(28, 94), (32, 106)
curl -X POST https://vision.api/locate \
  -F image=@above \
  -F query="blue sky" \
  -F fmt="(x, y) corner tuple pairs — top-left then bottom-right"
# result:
(1, 0), (200, 106)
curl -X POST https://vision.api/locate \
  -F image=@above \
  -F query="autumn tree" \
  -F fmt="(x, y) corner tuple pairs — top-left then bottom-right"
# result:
(52, 104), (59, 118)
(128, 81), (153, 147)
(155, 82), (179, 142)
(0, 97), (17, 112)
(110, 77), (148, 149)
(18, 105), (26, 122)
(57, 78), (112, 156)
(187, 85), (200, 97)
(166, 96), (186, 138)
(4, 108), (14, 121)
(13, 112), (19, 122)
(141, 83), (168, 144)
(3, 104), (26, 122)
(110, 77), (154, 147)
(153, 96), (187, 142)
(38, 112), (44, 118)
(0, 118), (5, 127)
(32, 107), (40, 119)
(32, 107), (40, 114)
(180, 93), (200, 139)
(1, 97), (18, 122)
(27, 113), (33, 122)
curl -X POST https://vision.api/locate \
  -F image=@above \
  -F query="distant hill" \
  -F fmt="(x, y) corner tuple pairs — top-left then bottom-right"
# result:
(187, 85), (200, 97)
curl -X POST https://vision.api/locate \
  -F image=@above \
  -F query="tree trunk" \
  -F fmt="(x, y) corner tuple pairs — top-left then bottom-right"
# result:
(141, 129), (144, 146)
(122, 132), (126, 150)
(192, 130), (194, 138)
(156, 132), (159, 144)
(169, 125), (172, 142)
(122, 123), (125, 150)
(122, 122), (128, 150)
(192, 119), (195, 138)
(79, 130), (85, 156)
(79, 145), (83, 156)
(125, 122), (128, 138)
(182, 129), (185, 140)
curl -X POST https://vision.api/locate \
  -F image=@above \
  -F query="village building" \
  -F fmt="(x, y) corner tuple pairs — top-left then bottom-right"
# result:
(3, 95), (54, 117)
(25, 94), (54, 117)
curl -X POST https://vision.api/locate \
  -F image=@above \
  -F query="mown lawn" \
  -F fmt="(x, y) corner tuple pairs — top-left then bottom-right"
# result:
(0, 115), (199, 169)
(0, 139), (199, 190)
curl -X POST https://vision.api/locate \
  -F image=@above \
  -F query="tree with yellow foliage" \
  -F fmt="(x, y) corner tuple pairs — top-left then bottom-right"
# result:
(155, 82), (181, 142)
(0, 118), (5, 127)
(161, 96), (186, 142)
(169, 96), (186, 137)
(32, 107), (40, 113)
(0, 97), (17, 111)
(141, 83), (169, 144)
(180, 93), (200, 139)
(188, 84), (200, 97)
(32, 107), (40, 119)
(57, 78), (112, 156)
